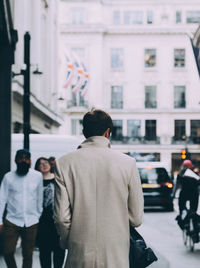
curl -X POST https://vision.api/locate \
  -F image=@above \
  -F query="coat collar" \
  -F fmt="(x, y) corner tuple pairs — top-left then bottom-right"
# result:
(78, 136), (110, 149)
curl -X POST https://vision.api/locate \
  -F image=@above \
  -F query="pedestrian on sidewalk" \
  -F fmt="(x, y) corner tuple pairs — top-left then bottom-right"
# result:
(0, 149), (43, 268)
(35, 157), (65, 268)
(54, 109), (144, 268)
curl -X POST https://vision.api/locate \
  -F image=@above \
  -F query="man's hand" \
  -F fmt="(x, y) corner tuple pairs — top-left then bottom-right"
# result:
(0, 224), (3, 232)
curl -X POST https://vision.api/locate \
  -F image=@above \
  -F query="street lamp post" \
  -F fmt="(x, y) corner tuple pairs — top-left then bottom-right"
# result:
(23, 32), (31, 150)
(13, 32), (42, 150)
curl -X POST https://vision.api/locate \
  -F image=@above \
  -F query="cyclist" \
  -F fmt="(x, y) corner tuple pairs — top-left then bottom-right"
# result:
(175, 160), (200, 242)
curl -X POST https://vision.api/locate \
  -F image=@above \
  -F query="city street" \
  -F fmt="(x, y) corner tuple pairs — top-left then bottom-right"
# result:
(1, 202), (200, 268)
(138, 204), (200, 268)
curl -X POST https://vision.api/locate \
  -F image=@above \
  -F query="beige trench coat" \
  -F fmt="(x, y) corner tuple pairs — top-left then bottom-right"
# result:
(54, 136), (144, 268)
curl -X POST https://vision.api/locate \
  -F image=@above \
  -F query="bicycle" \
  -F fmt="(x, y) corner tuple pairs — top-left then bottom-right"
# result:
(176, 209), (200, 252)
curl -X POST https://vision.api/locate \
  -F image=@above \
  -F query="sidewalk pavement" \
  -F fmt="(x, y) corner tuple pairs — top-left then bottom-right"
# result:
(0, 247), (168, 268)
(0, 247), (67, 268)
(0, 248), (40, 268)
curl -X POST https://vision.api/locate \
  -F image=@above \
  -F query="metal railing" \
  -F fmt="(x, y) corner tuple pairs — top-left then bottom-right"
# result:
(174, 101), (186, 108)
(171, 136), (200, 144)
(67, 100), (88, 109)
(111, 136), (160, 144)
(145, 101), (157, 109)
(111, 101), (123, 109)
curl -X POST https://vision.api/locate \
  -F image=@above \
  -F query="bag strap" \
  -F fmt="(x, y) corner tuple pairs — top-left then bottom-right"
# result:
(130, 225), (146, 242)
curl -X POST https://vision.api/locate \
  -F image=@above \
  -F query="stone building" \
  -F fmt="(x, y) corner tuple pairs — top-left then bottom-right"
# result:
(59, 0), (200, 172)
(11, 0), (63, 134)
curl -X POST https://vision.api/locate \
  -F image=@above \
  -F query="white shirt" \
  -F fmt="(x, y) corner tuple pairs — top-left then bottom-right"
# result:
(0, 168), (43, 227)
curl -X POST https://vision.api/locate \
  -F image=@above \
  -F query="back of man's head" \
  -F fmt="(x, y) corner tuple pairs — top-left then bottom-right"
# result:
(82, 109), (113, 138)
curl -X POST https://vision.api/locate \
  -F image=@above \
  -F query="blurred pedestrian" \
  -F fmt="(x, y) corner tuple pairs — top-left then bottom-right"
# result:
(175, 159), (200, 242)
(48, 156), (56, 173)
(54, 109), (144, 268)
(0, 149), (43, 268)
(175, 160), (199, 216)
(35, 157), (65, 268)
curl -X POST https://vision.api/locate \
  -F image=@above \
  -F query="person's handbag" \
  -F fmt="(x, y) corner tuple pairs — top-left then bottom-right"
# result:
(129, 225), (158, 268)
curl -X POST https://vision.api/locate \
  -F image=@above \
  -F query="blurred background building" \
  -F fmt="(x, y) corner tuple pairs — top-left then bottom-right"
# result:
(11, 0), (63, 134)
(59, 0), (200, 172)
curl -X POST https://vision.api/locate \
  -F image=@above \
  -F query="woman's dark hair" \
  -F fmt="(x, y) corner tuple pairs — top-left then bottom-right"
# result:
(35, 157), (49, 171)
(82, 109), (113, 138)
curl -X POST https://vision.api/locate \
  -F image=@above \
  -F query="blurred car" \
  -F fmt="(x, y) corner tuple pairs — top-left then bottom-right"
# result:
(138, 166), (174, 211)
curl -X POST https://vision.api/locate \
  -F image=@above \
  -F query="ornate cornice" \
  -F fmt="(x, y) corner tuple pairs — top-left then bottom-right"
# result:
(60, 24), (197, 36)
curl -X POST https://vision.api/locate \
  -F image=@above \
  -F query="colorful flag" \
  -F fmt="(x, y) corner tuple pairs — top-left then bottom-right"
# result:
(63, 55), (74, 89)
(80, 64), (89, 97)
(72, 60), (84, 94)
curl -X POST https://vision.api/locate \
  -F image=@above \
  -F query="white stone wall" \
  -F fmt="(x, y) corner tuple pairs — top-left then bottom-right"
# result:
(11, 0), (62, 133)
(59, 0), (200, 170)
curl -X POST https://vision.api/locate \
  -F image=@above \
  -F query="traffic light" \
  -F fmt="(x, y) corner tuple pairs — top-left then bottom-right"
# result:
(181, 149), (187, 159)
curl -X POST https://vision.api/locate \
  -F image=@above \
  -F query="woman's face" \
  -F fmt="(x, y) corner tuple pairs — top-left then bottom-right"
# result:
(39, 159), (51, 174)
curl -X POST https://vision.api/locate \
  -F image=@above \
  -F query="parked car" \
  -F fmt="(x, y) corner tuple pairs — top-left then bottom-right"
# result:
(137, 164), (174, 211)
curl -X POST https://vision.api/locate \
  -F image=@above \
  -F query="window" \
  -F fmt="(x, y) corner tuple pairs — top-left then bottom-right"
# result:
(176, 11), (182, 23)
(145, 86), (157, 108)
(123, 11), (143, 24)
(124, 11), (131, 24)
(186, 11), (200, 24)
(71, 119), (83, 135)
(72, 8), (85, 25)
(174, 86), (186, 108)
(111, 86), (123, 109)
(144, 49), (156, 67)
(147, 11), (153, 24)
(132, 11), (143, 24)
(190, 120), (200, 143)
(112, 120), (123, 140)
(70, 87), (87, 108)
(110, 48), (124, 70)
(174, 120), (186, 141)
(145, 120), (156, 141)
(113, 11), (120, 25)
(127, 120), (141, 138)
(174, 49), (185, 67)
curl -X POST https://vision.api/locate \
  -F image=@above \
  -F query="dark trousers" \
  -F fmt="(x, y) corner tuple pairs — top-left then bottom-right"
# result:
(179, 190), (199, 235)
(39, 244), (65, 268)
(179, 190), (199, 214)
(38, 219), (65, 268)
(3, 219), (38, 268)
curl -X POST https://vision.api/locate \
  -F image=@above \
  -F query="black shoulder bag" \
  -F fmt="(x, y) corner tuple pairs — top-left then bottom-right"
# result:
(129, 225), (158, 268)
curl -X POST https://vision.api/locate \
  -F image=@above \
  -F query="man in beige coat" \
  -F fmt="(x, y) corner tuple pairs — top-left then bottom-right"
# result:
(54, 109), (144, 268)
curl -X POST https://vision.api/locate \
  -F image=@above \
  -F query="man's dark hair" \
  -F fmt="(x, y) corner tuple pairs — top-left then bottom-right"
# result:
(48, 156), (55, 162)
(82, 109), (113, 138)
(15, 149), (31, 161)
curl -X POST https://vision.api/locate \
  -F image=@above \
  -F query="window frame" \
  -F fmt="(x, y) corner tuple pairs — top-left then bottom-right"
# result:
(174, 48), (185, 68)
(144, 48), (156, 68)
(111, 85), (123, 109)
(145, 85), (157, 109)
(174, 85), (186, 109)
(110, 48), (124, 71)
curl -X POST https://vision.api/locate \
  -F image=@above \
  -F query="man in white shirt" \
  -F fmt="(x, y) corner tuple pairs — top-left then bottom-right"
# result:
(0, 149), (43, 268)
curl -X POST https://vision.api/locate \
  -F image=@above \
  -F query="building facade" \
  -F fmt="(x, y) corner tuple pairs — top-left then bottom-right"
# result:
(59, 0), (200, 172)
(10, 0), (63, 134)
